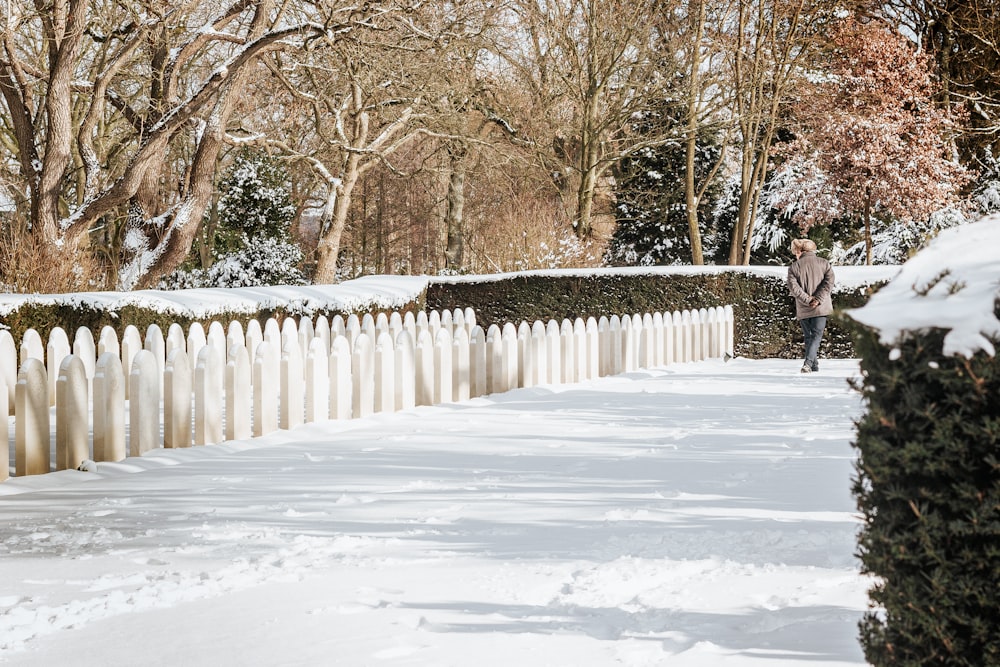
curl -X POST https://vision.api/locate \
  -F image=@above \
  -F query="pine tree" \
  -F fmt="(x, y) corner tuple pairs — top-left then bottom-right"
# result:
(161, 149), (305, 289)
(214, 149), (298, 254)
(605, 106), (723, 266)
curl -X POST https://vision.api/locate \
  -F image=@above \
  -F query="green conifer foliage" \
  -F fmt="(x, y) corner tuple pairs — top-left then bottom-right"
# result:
(605, 106), (723, 266)
(850, 323), (1000, 666)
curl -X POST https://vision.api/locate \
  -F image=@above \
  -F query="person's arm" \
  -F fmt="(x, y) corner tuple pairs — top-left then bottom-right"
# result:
(814, 264), (835, 302)
(786, 265), (813, 306)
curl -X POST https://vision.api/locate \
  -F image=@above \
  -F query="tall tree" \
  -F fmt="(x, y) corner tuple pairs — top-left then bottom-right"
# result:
(773, 16), (970, 264)
(876, 0), (1000, 160)
(0, 1), (415, 289)
(723, 0), (833, 265)
(606, 102), (725, 266)
(500, 0), (680, 241)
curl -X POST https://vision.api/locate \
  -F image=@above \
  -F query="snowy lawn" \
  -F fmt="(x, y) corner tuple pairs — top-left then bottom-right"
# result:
(0, 357), (870, 666)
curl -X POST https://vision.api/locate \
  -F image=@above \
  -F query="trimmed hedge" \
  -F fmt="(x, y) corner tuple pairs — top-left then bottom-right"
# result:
(849, 321), (1000, 665)
(0, 303), (324, 349)
(427, 272), (879, 359)
(2, 271), (883, 359)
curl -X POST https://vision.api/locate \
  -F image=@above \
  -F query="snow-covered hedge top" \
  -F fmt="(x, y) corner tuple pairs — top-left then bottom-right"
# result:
(0, 276), (431, 320)
(433, 264), (895, 291)
(847, 215), (1000, 357)
(0, 265), (896, 323)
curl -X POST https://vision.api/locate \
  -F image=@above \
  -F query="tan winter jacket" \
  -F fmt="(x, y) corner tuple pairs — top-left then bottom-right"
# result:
(787, 251), (835, 320)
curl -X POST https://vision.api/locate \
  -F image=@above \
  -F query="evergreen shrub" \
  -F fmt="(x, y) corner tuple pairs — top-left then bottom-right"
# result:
(849, 320), (1000, 665)
(427, 272), (877, 359)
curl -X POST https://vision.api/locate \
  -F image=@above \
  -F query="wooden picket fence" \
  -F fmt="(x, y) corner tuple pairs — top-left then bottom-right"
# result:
(1, 305), (734, 483)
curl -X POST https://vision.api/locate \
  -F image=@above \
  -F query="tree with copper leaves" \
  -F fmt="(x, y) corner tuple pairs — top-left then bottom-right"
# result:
(771, 16), (971, 265)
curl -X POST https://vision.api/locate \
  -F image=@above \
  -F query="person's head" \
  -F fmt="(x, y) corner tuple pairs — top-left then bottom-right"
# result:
(791, 238), (817, 257)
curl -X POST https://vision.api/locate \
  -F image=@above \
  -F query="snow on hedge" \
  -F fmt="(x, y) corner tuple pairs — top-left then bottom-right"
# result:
(0, 265), (898, 324)
(847, 214), (1000, 357)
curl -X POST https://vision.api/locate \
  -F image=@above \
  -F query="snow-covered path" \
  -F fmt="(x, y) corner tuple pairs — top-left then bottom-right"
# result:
(0, 358), (870, 666)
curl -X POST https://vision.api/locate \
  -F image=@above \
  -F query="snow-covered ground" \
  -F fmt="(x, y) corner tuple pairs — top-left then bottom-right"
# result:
(0, 357), (869, 666)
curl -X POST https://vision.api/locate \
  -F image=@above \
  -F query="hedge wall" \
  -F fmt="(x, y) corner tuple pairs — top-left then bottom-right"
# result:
(848, 319), (1000, 665)
(427, 272), (880, 359)
(1, 271), (883, 360)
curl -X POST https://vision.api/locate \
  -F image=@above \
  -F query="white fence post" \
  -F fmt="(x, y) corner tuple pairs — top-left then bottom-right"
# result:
(0, 377), (6, 481)
(15, 358), (49, 476)
(609, 316), (623, 375)
(374, 331), (395, 413)
(435, 328), (453, 404)
(415, 329), (434, 406)
(352, 333), (374, 418)
(573, 318), (588, 380)
(663, 312), (675, 365)
(55, 355), (89, 471)
(47, 327), (71, 406)
(1, 330), (16, 413)
(501, 323), (518, 391)
(122, 325), (142, 396)
(246, 319), (263, 376)
(672, 310), (684, 363)
(485, 325), (501, 394)
(187, 322), (206, 377)
(195, 343), (224, 445)
(682, 310), (695, 362)
(94, 352), (126, 462)
(226, 342), (252, 440)
(395, 329), (416, 411)
(560, 320), (574, 384)
(724, 305), (735, 357)
(315, 315), (332, 356)
(621, 316), (635, 372)
(585, 317), (600, 379)
(129, 349), (160, 457)
(99, 325), (120, 358)
(144, 324), (165, 394)
(165, 348), (192, 448)
(329, 336), (353, 419)
(20, 328), (43, 366)
(280, 337), (304, 431)
(305, 338), (330, 424)
(253, 341), (278, 437)
(452, 327), (470, 402)
(73, 326), (97, 399)
(346, 314), (361, 350)
(469, 326), (487, 398)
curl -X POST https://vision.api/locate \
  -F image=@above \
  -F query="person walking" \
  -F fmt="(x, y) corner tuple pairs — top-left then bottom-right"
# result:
(787, 238), (835, 373)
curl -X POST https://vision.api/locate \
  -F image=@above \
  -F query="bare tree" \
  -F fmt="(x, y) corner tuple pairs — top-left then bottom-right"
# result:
(876, 0), (1000, 159)
(499, 0), (680, 241)
(0, 1), (417, 289)
(721, 0), (833, 265)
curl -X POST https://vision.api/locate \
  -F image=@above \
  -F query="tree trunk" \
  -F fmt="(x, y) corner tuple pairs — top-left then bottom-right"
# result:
(685, 0), (706, 265)
(729, 151), (755, 264)
(444, 141), (467, 271)
(314, 153), (362, 284)
(864, 187), (873, 266)
(685, 116), (704, 265)
(740, 149), (771, 265)
(575, 166), (597, 240)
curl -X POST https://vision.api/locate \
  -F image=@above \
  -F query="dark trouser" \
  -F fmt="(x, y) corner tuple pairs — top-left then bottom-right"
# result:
(799, 316), (827, 370)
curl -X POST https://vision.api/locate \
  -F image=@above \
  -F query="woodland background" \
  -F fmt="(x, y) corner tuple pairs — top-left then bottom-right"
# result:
(0, 0), (997, 293)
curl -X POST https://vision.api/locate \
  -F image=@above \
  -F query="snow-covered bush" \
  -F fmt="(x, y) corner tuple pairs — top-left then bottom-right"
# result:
(161, 148), (306, 289)
(830, 207), (968, 265)
(160, 235), (305, 289)
(215, 149), (297, 253)
(970, 146), (1000, 215)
